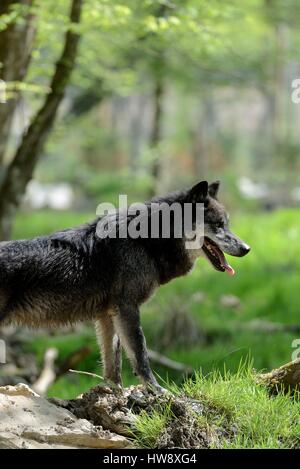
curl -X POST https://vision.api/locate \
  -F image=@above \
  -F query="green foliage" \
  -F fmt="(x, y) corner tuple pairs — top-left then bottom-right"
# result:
(13, 210), (94, 239)
(3, 0), (298, 194)
(6, 0), (295, 103)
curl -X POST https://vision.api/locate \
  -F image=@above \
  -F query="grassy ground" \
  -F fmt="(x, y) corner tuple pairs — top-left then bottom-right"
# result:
(11, 207), (300, 400)
(134, 365), (300, 449)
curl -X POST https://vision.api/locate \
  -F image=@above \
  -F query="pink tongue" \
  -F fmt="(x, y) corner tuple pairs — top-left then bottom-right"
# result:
(224, 264), (235, 276)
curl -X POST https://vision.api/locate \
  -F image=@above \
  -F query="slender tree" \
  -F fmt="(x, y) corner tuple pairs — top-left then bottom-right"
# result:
(0, 0), (36, 164)
(0, 0), (83, 239)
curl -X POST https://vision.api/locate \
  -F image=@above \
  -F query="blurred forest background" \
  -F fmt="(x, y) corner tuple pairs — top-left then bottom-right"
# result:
(1, 0), (300, 398)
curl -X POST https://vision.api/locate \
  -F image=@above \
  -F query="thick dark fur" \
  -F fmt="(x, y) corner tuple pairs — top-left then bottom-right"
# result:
(0, 181), (250, 391)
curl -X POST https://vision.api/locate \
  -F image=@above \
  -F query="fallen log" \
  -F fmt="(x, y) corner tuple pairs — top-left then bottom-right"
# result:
(240, 320), (300, 334)
(257, 358), (300, 393)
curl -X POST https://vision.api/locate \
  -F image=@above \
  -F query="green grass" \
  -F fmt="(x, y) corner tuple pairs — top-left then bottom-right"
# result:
(11, 207), (300, 400)
(13, 210), (94, 239)
(134, 365), (300, 449)
(134, 408), (171, 448)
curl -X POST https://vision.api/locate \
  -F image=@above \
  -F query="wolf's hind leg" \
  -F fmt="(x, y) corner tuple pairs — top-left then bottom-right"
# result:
(95, 313), (122, 386)
(112, 305), (165, 393)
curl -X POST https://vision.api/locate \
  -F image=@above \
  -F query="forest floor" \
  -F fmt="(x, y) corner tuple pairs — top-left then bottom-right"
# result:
(1, 366), (299, 449)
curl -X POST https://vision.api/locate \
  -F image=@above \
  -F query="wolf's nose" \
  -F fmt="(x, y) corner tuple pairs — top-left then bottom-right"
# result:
(240, 243), (251, 256)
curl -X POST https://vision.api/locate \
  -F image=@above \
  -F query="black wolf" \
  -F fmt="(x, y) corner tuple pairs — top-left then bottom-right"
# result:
(0, 180), (250, 392)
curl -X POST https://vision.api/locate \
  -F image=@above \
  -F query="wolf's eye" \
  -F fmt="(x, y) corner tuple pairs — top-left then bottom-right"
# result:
(215, 222), (224, 229)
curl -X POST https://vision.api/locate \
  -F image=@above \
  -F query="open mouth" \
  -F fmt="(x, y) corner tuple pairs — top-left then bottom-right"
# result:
(202, 237), (235, 276)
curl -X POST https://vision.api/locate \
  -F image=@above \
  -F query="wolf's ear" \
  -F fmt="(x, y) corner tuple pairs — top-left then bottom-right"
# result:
(208, 181), (220, 199)
(189, 180), (208, 202)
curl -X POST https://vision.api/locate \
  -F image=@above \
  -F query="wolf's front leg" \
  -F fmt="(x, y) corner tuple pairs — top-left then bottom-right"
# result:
(112, 305), (166, 394)
(95, 313), (122, 386)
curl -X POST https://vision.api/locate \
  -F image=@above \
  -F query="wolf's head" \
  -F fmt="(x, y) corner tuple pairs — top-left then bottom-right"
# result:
(185, 180), (250, 275)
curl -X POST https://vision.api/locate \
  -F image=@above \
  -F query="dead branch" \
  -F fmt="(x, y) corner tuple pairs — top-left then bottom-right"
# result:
(32, 348), (58, 395)
(57, 346), (91, 377)
(69, 369), (103, 380)
(148, 349), (193, 375)
(240, 320), (300, 334)
(32, 345), (91, 395)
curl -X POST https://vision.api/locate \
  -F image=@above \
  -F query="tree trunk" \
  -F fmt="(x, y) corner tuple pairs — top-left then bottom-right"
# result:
(272, 23), (288, 151)
(0, 0), (83, 240)
(149, 76), (163, 196)
(0, 0), (36, 164)
(147, 0), (170, 197)
(264, 0), (288, 164)
(129, 94), (148, 174)
(192, 95), (214, 177)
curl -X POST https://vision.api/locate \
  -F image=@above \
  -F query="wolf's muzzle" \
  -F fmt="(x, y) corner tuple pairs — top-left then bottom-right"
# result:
(236, 243), (251, 257)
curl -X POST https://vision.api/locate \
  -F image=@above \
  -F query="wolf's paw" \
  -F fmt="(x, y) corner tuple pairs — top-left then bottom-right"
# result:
(147, 383), (170, 396)
(103, 380), (123, 393)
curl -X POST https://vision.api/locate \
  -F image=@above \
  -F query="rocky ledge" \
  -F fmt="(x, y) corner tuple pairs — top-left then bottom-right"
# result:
(0, 382), (208, 449)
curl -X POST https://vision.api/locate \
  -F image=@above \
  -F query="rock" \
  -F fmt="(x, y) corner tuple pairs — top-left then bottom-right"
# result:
(0, 384), (131, 449)
(191, 292), (206, 303)
(0, 382), (217, 449)
(0, 382), (39, 397)
(219, 294), (241, 309)
(50, 385), (135, 437)
(160, 308), (205, 348)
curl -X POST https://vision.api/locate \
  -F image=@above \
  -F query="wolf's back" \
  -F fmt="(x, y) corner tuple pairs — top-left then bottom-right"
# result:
(0, 233), (106, 327)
